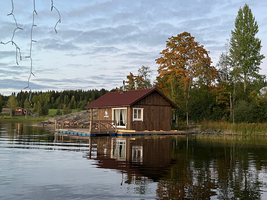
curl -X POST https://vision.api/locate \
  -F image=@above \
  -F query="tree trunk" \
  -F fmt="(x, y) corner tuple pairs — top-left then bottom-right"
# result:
(233, 79), (236, 125)
(186, 111), (189, 126)
(229, 93), (232, 116)
(244, 73), (247, 93)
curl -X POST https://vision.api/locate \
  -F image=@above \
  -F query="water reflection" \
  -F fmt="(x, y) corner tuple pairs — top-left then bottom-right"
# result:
(84, 137), (175, 183)
(80, 135), (267, 199)
(1, 121), (267, 199)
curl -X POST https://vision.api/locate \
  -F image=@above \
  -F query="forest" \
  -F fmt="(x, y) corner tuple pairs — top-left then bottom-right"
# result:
(0, 89), (108, 116)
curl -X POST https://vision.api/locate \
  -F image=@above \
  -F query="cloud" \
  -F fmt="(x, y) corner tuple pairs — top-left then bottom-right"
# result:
(0, 50), (17, 59)
(0, 0), (267, 95)
(0, 78), (49, 90)
(39, 38), (80, 51)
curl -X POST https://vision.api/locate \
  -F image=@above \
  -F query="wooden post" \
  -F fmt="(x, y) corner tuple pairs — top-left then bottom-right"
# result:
(89, 108), (93, 134)
(89, 137), (92, 158)
(99, 120), (101, 134)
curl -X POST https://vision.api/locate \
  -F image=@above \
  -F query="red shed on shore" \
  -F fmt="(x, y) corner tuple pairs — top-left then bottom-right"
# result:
(84, 88), (178, 131)
(14, 107), (26, 116)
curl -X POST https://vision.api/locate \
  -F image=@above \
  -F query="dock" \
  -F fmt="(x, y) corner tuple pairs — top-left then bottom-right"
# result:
(55, 120), (186, 137)
(55, 128), (116, 137)
(116, 130), (186, 137)
(55, 119), (117, 137)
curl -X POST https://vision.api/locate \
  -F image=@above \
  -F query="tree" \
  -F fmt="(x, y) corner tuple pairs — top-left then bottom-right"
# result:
(229, 4), (265, 93)
(156, 31), (217, 124)
(34, 101), (42, 116)
(63, 105), (72, 115)
(69, 95), (76, 109)
(217, 52), (230, 83)
(24, 98), (31, 118)
(6, 95), (18, 116)
(137, 66), (152, 89)
(125, 66), (153, 90)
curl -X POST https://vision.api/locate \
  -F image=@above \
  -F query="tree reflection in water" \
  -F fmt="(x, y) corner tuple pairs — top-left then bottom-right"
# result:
(83, 135), (267, 199)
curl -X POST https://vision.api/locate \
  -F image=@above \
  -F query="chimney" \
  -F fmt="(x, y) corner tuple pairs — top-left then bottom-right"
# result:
(123, 80), (125, 91)
(134, 80), (138, 90)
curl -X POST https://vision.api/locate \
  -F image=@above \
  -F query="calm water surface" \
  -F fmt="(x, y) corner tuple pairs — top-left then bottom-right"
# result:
(1, 121), (267, 199)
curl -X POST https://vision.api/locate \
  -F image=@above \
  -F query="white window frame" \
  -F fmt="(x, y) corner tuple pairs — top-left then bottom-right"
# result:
(112, 107), (127, 128)
(133, 108), (144, 121)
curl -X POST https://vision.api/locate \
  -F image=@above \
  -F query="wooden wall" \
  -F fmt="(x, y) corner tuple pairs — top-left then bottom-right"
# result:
(131, 91), (173, 131)
(98, 108), (112, 121)
(136, 91), (171, 106)
(130, 105), (172, 131)
(98, 107), (129, 130)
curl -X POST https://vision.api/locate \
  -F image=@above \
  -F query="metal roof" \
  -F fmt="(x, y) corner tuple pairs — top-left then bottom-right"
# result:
(84, 87), (178, 109)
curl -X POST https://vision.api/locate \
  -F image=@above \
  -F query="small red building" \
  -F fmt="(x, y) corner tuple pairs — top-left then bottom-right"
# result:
(14, 107), (26, 116)
(85, 88), (178, 131)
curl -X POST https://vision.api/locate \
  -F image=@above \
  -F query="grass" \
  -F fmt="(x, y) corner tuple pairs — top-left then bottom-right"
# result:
(48, 109), (79, 116)
(194, 133), (267, 147)
(0, 109), (80, 121)
(200, 121), (267, 135)
(0, 115), (50, 122)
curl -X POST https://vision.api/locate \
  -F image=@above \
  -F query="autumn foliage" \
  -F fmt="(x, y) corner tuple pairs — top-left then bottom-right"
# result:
(157, 32), (217, 88)
(156, 32), (218, 122)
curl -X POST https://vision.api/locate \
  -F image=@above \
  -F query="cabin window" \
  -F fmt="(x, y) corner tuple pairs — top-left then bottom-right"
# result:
(111, 138), (126, 160)
(112, 108), (127, 128)
(133, 108), (143, 121)
(132, 146), (143, 163)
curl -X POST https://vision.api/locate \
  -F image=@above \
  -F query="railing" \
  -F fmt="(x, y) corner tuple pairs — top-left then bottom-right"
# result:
(89, 120), (117, 134)
(55, 120), (117, 134)
(55, 120), (79, 129)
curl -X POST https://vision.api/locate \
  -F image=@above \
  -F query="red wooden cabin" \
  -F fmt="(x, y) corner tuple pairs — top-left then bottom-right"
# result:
(85, 88), (178, 131)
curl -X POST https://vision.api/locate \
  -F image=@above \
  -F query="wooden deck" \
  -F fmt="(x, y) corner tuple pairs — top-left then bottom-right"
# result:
(116, 130), (186, 137)
(55, 128), (116, 137)
(55, 119), (117, 136)
(55, 120), (186, 137)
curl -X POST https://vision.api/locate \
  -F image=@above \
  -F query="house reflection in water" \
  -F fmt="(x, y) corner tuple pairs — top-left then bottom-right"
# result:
(85, 136), (177, 184)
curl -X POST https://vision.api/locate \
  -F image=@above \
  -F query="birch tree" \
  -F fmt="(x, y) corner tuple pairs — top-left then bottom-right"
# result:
(6, 95), (18, 116)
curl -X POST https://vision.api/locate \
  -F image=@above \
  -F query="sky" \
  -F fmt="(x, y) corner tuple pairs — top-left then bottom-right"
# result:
(0, 0), (267, 96)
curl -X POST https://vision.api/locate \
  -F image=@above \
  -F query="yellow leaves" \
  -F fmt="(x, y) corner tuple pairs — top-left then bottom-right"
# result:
(212, 85), (230, 108)
(156, 31), (218, 105)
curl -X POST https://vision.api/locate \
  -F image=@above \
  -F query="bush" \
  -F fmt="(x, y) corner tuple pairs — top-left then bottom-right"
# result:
(63, 106), (72, 115)
(231, 100), (260, 123)
(56, 108), (62, 116)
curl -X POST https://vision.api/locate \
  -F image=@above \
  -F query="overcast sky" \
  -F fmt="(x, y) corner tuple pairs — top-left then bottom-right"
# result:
(0, 0), (267, 96)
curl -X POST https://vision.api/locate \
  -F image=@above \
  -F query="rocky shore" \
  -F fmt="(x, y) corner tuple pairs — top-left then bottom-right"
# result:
(37, 110), (92, 127)
(38, 112), (229, 135)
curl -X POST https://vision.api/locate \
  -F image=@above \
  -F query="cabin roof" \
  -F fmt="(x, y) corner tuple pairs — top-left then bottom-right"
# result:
(84, 87), (178, 109)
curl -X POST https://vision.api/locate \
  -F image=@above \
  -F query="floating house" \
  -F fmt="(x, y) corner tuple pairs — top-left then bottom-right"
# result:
(84, 88), (178, 132)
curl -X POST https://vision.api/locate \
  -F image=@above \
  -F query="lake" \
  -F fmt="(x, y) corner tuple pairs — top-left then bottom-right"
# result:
(1, 121), (267, 199)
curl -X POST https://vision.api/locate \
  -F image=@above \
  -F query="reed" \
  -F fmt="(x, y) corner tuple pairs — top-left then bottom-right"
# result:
(200, 121), (267, 135)
(194, 134), (267, 146)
